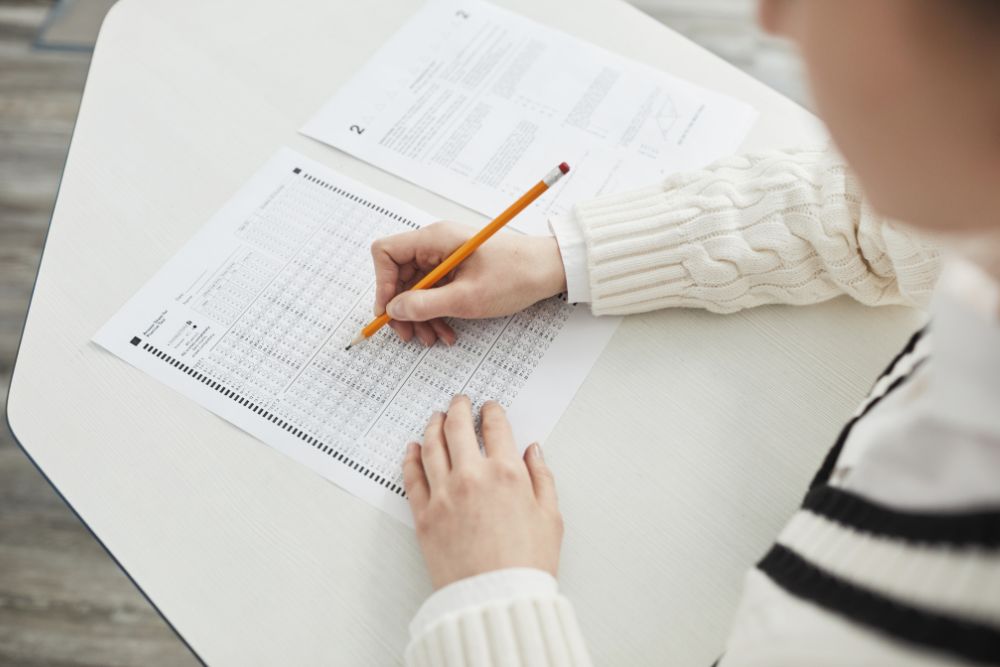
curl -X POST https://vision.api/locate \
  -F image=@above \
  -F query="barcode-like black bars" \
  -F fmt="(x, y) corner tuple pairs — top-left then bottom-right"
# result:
(293, 167), (419, 230)
(135, 339), (405, 498)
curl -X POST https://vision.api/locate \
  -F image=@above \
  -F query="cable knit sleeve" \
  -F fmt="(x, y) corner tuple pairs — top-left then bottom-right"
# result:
(563, 147), (941, 315)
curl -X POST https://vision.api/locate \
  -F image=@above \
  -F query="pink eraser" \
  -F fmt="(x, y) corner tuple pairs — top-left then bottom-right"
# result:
(559, 162), (570, 174)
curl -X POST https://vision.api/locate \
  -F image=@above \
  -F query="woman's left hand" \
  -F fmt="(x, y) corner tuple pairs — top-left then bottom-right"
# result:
(403, 395), (564, 590)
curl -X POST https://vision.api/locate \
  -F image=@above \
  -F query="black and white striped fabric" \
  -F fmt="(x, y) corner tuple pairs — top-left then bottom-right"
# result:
(721, 326), (1000, 667)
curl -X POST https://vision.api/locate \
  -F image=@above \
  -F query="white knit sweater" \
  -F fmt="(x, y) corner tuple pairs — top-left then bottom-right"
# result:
(404, 149), (1000, 666)
(552, 148), (939, 314)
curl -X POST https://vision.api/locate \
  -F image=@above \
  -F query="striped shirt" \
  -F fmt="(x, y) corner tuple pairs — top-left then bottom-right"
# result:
(721, 260), (1000, 667)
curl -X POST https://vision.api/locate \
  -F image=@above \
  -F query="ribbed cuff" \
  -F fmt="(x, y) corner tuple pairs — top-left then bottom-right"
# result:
(410, 568), (558, 638)
(405, 569), (592, 667)
(549, 212), (592, 304)
(572, 184), (706, 315)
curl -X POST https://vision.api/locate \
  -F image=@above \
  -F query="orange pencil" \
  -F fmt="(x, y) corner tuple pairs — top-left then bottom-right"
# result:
(346, 162), (570, 350)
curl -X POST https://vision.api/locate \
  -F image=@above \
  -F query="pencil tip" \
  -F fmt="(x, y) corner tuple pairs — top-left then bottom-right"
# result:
(345, 333), (366, 351)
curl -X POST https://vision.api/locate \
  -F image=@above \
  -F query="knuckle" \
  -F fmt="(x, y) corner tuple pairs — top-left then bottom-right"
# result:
(452, 469), (480, 496)
(413, 508), (434, 536)
(415, 247), (438, 266)
(426, 496), (451, 520)
(431, 494), (451, 511)
(495, 460), (522, 483)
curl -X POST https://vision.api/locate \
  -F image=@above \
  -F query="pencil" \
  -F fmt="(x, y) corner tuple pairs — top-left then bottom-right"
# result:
(346, 162), (570, 350)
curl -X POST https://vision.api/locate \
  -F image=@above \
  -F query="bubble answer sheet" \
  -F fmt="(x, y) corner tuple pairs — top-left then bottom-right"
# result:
(301, 0), (758, 235)
(93, 149), (621, 525)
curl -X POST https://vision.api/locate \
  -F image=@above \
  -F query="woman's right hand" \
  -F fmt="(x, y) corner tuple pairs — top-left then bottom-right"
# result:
(370, 221), (568, 346)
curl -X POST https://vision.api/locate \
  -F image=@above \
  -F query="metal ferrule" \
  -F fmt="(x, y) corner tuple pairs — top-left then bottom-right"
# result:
(542, 166), (566, 187)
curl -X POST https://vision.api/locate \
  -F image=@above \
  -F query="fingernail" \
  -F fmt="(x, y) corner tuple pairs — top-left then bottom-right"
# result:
(406, 442), (419, 456)
(531, 443), (543, 460)
(387, 300), (400, 319)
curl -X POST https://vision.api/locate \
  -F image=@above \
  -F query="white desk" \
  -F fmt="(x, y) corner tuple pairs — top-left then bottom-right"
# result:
(7, 0), (926, 664)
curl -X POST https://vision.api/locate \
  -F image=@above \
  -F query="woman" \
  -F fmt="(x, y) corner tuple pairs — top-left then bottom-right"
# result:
(370, 1), (1000, 664)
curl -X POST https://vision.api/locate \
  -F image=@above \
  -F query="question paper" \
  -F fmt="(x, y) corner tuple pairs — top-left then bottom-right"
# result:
(302, 0), (758, 235)
(93, 149), (620, 525)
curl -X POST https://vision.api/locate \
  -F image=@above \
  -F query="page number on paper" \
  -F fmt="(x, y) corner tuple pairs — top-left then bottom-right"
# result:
(349, 125), (366, 135)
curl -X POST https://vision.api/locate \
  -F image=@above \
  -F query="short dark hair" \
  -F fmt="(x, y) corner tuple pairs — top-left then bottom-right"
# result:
(921, 0), (1000, 46)
(961, 0), (1000, 25)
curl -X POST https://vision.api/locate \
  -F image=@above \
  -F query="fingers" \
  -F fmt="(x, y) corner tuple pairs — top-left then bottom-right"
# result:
(421, 411), (450, 488)
(392, 319), (454, 347)
(480, 401), (517, 460)
(443, 395), (481, 468)
(371, 223), (469, 317)
(524, 443), (558, 511)
(392, 264), (455, 346)
(413, 321), (437, 347)
(387, 281), (473, 321)
(371, 234), (412, 317)
(389, 319), (415, 343)
(397, 263), (417, 288)
(402, 442), (429, 510)
(428, 318), (456, 346)
(414, 319), (456, 347)
(383, 264), (417, 322)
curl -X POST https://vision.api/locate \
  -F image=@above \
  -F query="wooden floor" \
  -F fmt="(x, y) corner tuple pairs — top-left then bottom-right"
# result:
(0, 2), (199, 665)
(0, 1), (806, 665)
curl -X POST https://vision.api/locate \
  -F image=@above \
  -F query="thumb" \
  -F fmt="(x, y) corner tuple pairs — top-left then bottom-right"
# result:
(524, 443), (558, 510)
(386, 283), (469, 321)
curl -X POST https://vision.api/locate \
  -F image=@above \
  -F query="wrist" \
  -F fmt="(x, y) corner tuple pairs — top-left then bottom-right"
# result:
(532, 236), (568, 299)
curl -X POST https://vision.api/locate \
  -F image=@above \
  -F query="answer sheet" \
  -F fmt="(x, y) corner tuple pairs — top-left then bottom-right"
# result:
(302, 0), (757, 235)
(94, 149), (620, 525)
